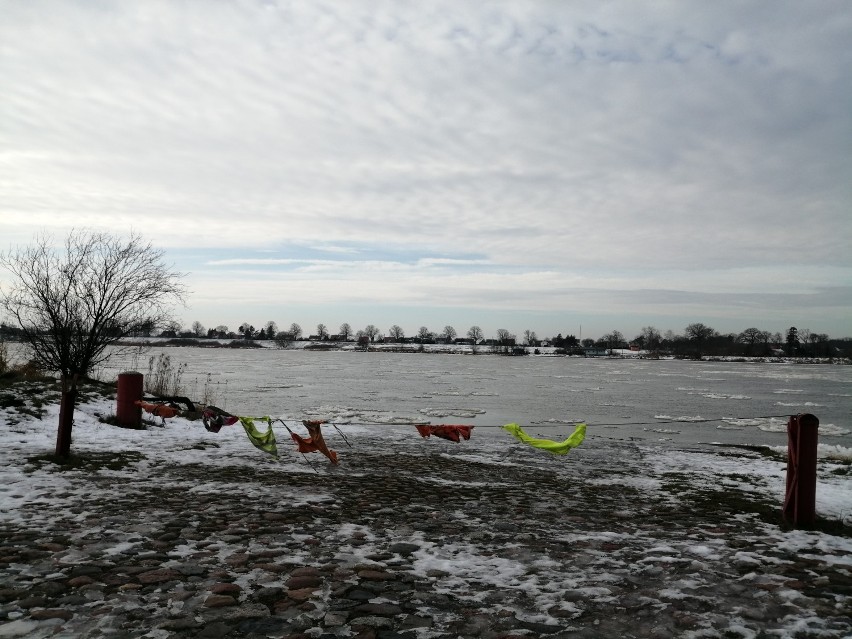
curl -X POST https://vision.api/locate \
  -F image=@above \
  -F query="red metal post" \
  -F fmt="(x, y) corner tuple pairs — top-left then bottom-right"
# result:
(783, 413), (819, 527)
(116, 371), (144, 428)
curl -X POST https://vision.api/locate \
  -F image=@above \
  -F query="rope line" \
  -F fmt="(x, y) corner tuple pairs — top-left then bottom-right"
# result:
(268, 414), (793, 429)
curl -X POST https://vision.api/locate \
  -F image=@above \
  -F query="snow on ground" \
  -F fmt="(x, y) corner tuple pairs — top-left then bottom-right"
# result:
(1, 385), (851, 637)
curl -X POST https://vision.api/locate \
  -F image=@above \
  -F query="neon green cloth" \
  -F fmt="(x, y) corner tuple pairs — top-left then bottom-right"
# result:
(502, 422), (586, 454)
(238, 416), (278, 457)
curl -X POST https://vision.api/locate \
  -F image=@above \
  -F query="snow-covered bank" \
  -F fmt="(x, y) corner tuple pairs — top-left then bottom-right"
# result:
(1, 382), (851, 637)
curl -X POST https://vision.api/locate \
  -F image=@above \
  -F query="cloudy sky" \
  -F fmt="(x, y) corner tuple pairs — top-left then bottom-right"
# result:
(2, 1), (850, 341)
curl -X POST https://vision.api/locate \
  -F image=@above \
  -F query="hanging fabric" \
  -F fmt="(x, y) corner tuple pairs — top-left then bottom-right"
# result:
(291, 420), (339, 464)
(135, 400), (180, 420)
(502, 422), (586, 454)
(202, 409), (239, 433)
(415, 424), (474, 442)
(238, 416), (278, 457)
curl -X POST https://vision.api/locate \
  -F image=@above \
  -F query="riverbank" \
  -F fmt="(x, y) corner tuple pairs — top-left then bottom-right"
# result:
(1, 379), (851, 638)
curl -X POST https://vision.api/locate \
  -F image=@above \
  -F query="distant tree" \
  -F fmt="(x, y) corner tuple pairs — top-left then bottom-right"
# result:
(239, 323), (255, 339)
(214, 325), (229, 338)
(786, 326), (798, 356)
(417, 326), (432, 342)
(685, 323), (717, 358)
(638, 326), (662, 352)
(133, 318), (156, 337)
(388, 325), (405, 342)
(316, 323), (329, 340)
(257, 328), (267, 339)
(563, 334), (579, 347)
(494, 328), (515, 354)
(289, 323), (303, 340)
(814, 333), (831, 357)
(163, 320), (182, 336)
(598, 330), (625, 352)
(737, 327), (768, 356)
(797, 328), (813, 356)
(0, 230), (185, 457)
(339, 322), (352, 341)
(523, 329), (538, 346)
(581, 338), (595, 348)
(191, 321), (205, 338)
(273, 330), (294, 349)
(467, 325), (483, 353)
(363, 324), (380, 343)
(265, 321), (278, 339)
(442, 325), (457, 342)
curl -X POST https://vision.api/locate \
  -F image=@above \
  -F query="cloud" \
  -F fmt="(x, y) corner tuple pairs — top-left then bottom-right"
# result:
(1, 1), (850, 336)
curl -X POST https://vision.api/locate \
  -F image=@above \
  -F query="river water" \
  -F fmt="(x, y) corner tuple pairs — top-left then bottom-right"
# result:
(91, 346), (852, 450)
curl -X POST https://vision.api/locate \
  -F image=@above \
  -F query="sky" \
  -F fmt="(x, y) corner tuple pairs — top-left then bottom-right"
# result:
(1, 1), (851, 341)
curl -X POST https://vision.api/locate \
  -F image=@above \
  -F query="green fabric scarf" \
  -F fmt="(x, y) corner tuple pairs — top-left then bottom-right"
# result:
(238, 416), (278, 457)
(502, 422), (586, 454)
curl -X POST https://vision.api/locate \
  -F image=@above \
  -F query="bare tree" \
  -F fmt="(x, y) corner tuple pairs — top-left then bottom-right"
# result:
(316, 323), (329, 340)
(638, 326), (662, 352)
(363, 324), (380, 343)
(494, 328), (514, 354)
(388, 325), (405, 342)
(523, 329), (537, 346)
(0, 230), (185, 457)
(737, 327), (768, 356)
(339, 322), (352, 341)
(289, 322), (302, 340)
(161, 320), (182, 337)
(191, 321), (205, 338)
(467, 325), (483, 353)
(442, 325), (457, 342)
(685, 323), (717, 359)
(417, 326), (432, 342)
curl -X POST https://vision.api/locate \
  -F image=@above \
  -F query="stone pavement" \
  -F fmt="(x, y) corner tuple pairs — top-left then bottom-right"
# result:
(1, 436), (851, 638)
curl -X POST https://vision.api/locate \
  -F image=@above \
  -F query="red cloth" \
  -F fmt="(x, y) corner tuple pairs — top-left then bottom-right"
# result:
(202, 409), (239, 433)
(291, 420), (339, 464)
(415, 424), (474, 442)
(135, 400), (179, 419)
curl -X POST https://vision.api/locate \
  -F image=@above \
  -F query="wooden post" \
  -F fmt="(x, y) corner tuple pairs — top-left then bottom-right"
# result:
(116, 371), (144, 428)
(783, 413), (820, 527)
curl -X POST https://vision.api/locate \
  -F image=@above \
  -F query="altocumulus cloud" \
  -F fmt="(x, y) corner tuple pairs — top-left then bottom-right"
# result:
(1, 1), (850, 336)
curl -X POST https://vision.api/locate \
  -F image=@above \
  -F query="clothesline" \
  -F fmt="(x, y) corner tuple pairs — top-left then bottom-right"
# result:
(135, 399), (800, 468)
(290, 414), (793, 429)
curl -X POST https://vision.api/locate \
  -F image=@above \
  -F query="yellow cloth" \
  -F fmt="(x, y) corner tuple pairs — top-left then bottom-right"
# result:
(238, 416), (278, 457)
(502, 422), (586, 454)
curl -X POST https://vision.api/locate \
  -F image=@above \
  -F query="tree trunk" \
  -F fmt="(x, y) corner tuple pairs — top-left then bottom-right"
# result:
(55, 374), (78, 457)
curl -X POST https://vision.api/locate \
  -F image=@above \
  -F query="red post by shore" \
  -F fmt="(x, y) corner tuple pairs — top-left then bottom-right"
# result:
(116, 371), (144, 428)
(783, 413), (820, 527)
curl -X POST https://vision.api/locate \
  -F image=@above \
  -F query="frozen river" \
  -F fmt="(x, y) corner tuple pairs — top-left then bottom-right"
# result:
(94, 346), (852, 450)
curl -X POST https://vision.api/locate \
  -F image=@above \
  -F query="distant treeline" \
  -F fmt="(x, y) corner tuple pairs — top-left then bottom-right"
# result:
(5, 320), (846, 360)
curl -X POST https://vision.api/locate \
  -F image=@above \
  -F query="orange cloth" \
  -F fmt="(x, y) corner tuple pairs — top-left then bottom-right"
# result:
(135, 400), (179, 418)
(415, 424), (474, 442)
(291, 420), (339, 464)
